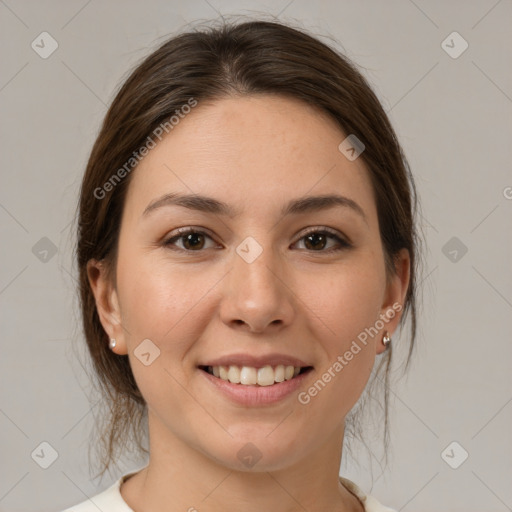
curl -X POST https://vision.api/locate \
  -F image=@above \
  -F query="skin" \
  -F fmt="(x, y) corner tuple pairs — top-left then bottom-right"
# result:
(88, 94), (410, 512)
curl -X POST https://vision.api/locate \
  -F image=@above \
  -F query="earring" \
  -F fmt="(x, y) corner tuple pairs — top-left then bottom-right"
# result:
(382, 331), (391, 348)
(109, 338), (117, 350)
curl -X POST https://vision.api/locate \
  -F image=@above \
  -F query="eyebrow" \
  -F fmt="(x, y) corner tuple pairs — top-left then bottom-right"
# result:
(142, 192), (367, 223)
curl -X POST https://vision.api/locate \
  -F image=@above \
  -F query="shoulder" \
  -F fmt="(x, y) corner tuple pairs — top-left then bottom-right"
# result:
(340, 476), (398, 512)
(60, 471), (139, 512)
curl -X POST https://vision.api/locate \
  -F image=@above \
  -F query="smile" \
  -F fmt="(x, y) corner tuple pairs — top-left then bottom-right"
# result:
(199, 364), (313, 386)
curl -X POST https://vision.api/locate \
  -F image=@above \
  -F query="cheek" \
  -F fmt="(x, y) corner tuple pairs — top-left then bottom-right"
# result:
(116, 251), (218, 351)
(297, 251), (385, 402)
(303, 258), (385, 345)
(296, 266), (381, 423)
(115, 258), (209, 411)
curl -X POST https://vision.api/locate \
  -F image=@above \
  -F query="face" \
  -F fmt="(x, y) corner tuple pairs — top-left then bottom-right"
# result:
(89, 95), (409, 472)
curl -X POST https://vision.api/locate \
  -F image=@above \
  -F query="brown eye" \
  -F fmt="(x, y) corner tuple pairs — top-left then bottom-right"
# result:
(163, 229), (216, 251)
(181, 232), (205, 250)
(304, 232), (328, 251)
(295, 229), (351, 252)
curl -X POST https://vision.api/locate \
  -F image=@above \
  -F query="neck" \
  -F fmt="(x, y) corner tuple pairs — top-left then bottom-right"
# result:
(121, 412), (363, 512)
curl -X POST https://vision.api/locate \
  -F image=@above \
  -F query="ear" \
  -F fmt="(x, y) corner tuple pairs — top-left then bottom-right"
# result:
(376, 248), (411, 355)
(86, 258), (128, 355)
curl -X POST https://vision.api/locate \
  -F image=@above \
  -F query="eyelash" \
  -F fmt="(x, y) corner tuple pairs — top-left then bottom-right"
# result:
(162, 226), (352, 253)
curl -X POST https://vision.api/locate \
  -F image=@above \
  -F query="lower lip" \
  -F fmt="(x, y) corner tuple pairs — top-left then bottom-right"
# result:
(198, 368), (313, 406)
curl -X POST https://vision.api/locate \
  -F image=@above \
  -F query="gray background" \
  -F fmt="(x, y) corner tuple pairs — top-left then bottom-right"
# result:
(1, 0), (511, 511)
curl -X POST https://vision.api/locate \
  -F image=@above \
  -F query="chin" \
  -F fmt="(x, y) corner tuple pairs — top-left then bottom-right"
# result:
(201, 427), (307, 473)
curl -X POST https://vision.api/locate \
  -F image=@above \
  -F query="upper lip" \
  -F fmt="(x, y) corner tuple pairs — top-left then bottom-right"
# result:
(198, 353), (313, 368)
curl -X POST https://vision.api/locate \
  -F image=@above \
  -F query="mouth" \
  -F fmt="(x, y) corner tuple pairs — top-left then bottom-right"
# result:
(198, 364), (314, 386)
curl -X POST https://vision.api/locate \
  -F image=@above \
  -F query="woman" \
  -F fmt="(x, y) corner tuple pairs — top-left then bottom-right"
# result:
(64, 19), (419, 512)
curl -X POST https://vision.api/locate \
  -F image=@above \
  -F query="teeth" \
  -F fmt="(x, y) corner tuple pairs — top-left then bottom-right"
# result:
(227, 365), (241, 384)
(219, 366), (229, 380)
(207, 364), (304, 386)
(257, 365), (274, 386)
(240, 366), (257, 385)
(274, 365), (285, 382)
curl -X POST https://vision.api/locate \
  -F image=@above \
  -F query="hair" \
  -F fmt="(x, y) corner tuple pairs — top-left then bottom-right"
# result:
(75, 18), (421, 479)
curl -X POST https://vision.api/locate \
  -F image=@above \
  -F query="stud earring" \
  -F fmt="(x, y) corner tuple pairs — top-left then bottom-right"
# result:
(382, 331), (391, 348)
(109, 338), (117, 350)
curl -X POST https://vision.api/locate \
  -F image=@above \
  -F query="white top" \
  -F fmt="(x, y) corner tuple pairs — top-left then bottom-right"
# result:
(62, 469), (397, 512)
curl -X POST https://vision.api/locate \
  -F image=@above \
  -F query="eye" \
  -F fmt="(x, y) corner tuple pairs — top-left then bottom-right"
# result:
(293, 228), (351, 252)
(162, 228), (218, 251)
(162, 226), (351, 253)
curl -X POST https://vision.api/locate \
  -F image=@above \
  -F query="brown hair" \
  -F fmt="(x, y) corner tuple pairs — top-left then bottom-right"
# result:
(75, 18), (421, 478)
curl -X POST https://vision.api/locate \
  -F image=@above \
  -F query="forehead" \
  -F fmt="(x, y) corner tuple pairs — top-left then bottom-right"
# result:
(123, 95), (377, 223)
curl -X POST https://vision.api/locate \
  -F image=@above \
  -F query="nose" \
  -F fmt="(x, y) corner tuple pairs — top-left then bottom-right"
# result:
(219, 242), (295, 334)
